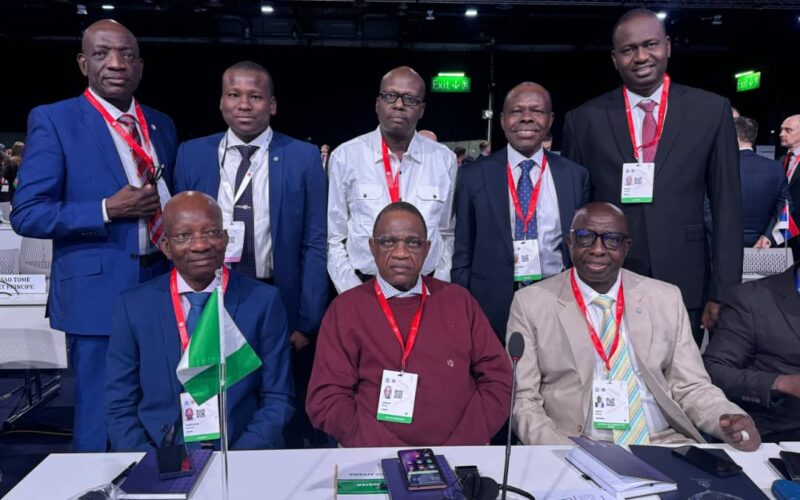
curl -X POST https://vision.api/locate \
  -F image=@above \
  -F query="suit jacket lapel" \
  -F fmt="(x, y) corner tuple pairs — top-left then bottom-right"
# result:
(485, 150), (514, 258)
(223, 272), (242, 324)
(155, 276), (183, 398)
(556, 274), (595, 386)
(607, 89), (637, 164)
(205, 134), (224, 196)
(268, 132), (286, 244)
(79, 96), (128, 188)
(141, 108), (167, 171)
(653, 83), (687, 180)
(546, 152), (575, 259)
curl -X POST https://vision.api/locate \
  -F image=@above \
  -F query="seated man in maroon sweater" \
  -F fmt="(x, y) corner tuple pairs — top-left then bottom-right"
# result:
(307, 201), (512, 447)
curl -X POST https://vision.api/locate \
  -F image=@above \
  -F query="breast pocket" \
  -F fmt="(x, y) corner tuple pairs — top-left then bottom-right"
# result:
(414, 185), (445, 228)
(350, 183), (384, 225)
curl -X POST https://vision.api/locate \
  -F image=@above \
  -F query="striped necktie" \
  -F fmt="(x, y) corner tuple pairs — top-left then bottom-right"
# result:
(592, 294), (650, 445)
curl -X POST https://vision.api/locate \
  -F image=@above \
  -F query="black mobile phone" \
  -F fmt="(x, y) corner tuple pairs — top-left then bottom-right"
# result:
(157, 445), (193, 480)
(779, 451), (800, 481)
(769, 458), (790, 480)
(671, 445), (743, 478)
(397, 448), (447, 491)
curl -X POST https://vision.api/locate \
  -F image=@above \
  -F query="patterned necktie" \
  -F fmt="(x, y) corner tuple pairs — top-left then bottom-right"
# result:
(592, 294), (650, 445)
(786, 151), (796, 179)
(514, 160), (539, 240)
(117, 114), (164, 245)
(638, 100), (658, 163)
(231, 145), (259, 277)
(185, 292), (211, 337)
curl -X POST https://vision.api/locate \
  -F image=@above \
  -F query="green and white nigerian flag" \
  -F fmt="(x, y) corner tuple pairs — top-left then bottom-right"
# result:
(176, 289), (262, 405)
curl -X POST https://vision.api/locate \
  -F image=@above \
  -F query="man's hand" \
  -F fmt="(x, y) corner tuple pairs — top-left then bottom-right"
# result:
(289, 330), (311, 352)
(753, 236), (772, 249)
(719, 414), (761, 451)
(106, 184), (160, 220)
(772, 374), (800, 398)
(701, 301), (720, 331)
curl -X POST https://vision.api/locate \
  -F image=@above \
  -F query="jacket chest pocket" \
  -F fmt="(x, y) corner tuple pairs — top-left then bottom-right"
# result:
(413, 186), (444, 228)
(350, 183), (384, 225)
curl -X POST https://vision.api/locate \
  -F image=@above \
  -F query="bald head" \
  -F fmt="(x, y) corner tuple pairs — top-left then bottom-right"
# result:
(376, 66), (427, 145)
(568, 202), (631, 294)
(503, 82), (552, 112)
(612, 8), (666, 44)
(82, 20), (137, 53)
(780, 115), (800, 150)
(418, 130), (438, 142)
(380, 66), (426, 99)
(501, 82), (554, 157)
(571, 202), (628, 233)
(162, 192), (222, 234)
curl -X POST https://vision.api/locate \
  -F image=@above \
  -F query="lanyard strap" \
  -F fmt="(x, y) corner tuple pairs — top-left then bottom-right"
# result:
(569, 268), (625, 371)
(83, 88), (155, 169)
(381, 139), (401, 203)
(506, 154), (548, 234)
(373, 279), (427, 371)
(622, 74), (670, 162)
(170, 267), (230, 351)
(218, 135), (268, 206)
(786, 153), (800, 180)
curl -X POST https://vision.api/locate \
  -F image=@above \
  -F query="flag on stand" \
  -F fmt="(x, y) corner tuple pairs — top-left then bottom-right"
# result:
(772, 202), (799, 245)
(176, 289), (262, 405)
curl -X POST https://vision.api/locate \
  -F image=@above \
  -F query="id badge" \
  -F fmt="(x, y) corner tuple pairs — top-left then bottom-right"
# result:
(620, 162), (654, 203)
(592, 379), (630, 430)
(376, 369), (418, 424)
(223, 221), (245, 263)
(513, 239), (542, 282)
(180, 392), (221, 442)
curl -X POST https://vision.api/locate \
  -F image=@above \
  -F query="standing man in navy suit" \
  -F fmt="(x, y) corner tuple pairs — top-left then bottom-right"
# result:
(11, 20), (177, 451)
(452, 82), (589, 342)
(172, 61), (326, 447)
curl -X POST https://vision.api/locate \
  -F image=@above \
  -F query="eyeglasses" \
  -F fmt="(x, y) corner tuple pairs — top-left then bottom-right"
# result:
(169, 229), (225, 246)
(570, 229), (629, 250)
(373, 235), (426, 251)
(378, 91), (425, 107)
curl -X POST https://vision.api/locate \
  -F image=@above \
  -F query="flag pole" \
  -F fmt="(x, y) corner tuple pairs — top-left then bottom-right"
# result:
(216, 268), (230, 500)
(786, 200), (792, 269)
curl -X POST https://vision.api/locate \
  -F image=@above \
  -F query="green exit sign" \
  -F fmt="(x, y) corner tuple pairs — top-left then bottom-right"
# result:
(735, 71), (761, 92)
(432, 73), (471, 93)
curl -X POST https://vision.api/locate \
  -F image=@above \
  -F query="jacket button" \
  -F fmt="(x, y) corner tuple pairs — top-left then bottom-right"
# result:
(577, 425), (583, 433)
(130, 253), (139, 260)
(160, 424), (169, 432)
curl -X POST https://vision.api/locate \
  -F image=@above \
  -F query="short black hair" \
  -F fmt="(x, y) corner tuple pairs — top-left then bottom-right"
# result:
(372, 201), (428, 239)
(454, 146), (466, 156)
(224, 60), (274, 96)
(735, 116), (758, 145)
(612, 8), (665, 45)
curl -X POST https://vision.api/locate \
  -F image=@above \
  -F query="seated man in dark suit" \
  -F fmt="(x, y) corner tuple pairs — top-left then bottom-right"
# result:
(452, 82), (589, 341)
(704, 262), (800, 442)
(106, 192), (294, 451)
(735, 116), (791, 248)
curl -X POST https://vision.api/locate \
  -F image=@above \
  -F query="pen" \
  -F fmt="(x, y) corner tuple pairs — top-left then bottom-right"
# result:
(112, 461), (138, 487)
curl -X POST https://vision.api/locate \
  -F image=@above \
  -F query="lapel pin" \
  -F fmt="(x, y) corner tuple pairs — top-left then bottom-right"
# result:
(151, 124), (157, 131)
(636, 307), (642, 314)
(273, 156), (280, 161)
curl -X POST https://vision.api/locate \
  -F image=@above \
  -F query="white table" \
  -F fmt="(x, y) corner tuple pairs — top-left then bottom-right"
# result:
(3, 443), (788, 500)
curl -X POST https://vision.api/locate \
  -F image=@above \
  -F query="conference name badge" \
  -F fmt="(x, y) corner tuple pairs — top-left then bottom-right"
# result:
(513, 239), (542, 282)
(620, 162), (654, 204)
(223, 221), (245, 263)
(591, 380), (630, 430)
(180, 392), (221, 442)
(377, 369), (418, 424)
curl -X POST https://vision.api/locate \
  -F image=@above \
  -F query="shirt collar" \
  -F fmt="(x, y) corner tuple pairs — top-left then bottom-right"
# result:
(573, 269), (622, 308)
(376, 273), (426, 299)
(506, 144), (545, 170)
(225, 126), (273, 151)
(626, 83), (664, 109)
(372, 126), (422, 165)
(792, 146), (800, 157)
(87, 86), (136, 119)
(176, 272), (220, 294)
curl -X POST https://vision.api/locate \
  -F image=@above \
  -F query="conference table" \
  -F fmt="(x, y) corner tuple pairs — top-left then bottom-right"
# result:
(4, 442), (795, 499)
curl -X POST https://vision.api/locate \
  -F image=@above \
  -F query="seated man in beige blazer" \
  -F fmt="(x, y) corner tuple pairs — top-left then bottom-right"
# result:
(507, 202), (760, 451)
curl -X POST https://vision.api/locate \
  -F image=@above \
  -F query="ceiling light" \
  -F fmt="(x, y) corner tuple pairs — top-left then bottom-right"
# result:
(656, 11), (667, 20)
(101, 4), (115, 10)
(76, 4), (87, 15)
(261, 4), (274, 14)
(426, 9), (435, 21)
(465, 8), (478, 17)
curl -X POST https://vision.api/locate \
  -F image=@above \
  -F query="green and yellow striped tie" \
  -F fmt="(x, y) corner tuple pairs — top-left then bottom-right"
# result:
(592, 294), (650, 445)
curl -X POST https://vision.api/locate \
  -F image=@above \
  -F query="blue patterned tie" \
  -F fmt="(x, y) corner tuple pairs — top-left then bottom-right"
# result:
(514, 160), (539, 240)
(232, 145), (259, 277)
(185, 292), (211, 337)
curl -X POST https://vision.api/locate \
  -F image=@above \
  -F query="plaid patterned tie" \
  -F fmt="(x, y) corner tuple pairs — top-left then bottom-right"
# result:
(638, 100), (657, 163)
(117, 114), (164, 245)
(514, 160), (539, 240)
(231, 145), (259, 277)
(592, 294), (650, 445)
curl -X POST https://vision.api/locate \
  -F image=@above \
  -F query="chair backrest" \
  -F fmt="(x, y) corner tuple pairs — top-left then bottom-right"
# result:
(18, 237), (52, 276)
(743, 248), (794, 278)
(0, 248), (19, 274)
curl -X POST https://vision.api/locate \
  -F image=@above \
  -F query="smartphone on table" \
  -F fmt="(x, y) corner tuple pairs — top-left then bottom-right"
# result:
(397, 448), (447, 491)
(780, 451), (800, 481)
(671, 445), (743, 478)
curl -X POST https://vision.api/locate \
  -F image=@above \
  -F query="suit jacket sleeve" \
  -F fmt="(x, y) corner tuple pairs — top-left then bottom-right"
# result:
(10, 107), (108, 239)
(433, 153), (457, 281)
(507, 292), (574, 445)
(233, 292), (296, 450)
(706, 99), (743, 300)
(561, 111), (583, 165)
(451, 166), (474, 288)
(106, 296), (154, 452)
(444, 293), (512, 445)
(703, 285), (782, 409)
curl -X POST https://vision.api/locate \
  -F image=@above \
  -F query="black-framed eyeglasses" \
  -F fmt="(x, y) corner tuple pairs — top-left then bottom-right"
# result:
(170, 229), (225, 246)
(373, 235), (426, 251)
(570, 229), (629, 250)
(378, 91), (425, 107)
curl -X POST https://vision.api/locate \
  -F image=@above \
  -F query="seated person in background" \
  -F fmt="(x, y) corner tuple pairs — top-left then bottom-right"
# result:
(105, 192), (294, 451)
(703, 262), (800, 442)
(307, 202), (511, 447)
(508, 202), (760, 450)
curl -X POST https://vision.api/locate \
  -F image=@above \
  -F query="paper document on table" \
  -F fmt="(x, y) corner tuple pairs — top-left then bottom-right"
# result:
(566, 447), (676, 499)
(540, 489), (615, 500)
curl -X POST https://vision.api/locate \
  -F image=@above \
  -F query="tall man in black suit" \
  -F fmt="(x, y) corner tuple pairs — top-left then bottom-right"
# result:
(562, 8), (742, 343)
(452, 82), (589, 341)
(703, 263), (800, 442)
(779, 114), (800, 257)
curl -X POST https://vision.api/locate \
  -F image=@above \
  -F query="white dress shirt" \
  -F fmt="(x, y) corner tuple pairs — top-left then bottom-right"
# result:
(788, 146), (800, 182)
(176, 272), (220, 316)
(217, 127), (273, 279)
(327, 127), (457, 293)
(573, 272), (670, 441)
(626, 84), (668, 158)
(506, 145), (564, 278)
(92, 88), (170, 254)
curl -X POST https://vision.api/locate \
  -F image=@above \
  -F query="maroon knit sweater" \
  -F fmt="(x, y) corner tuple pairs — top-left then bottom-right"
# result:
(307, 277), (512, 447)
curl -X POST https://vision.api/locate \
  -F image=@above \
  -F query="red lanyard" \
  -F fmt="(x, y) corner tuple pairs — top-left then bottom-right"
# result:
(373, 280), (427, 371)
(506, 154), (548, 234)
(83, 88), (155, 170)
(381, 139), (400, 203)
(569, 268), (625, 371)
(170, 267), (230, 351)
(622, 74), (670, 162)
(785, 153), (800, 178)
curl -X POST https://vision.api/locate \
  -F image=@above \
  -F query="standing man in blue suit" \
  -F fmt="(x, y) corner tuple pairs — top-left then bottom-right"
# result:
(172, 61), (327, 447)
(10, 20), (177, 451)
(452, 82), (589, 342)
(106, 192), (294, 451)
